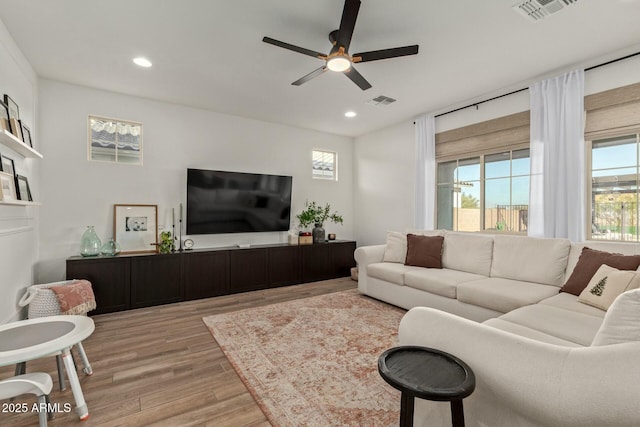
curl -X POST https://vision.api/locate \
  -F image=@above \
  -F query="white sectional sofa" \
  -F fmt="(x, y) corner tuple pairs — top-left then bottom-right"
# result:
(354, 231), (640, 426)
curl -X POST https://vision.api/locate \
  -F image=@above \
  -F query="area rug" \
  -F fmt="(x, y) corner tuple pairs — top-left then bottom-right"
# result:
(203, 289), (405, 426)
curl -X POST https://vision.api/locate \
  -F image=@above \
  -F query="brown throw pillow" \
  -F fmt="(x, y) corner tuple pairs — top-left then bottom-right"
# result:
(560, 247), (640, 295)
(404, 234), (444, 269)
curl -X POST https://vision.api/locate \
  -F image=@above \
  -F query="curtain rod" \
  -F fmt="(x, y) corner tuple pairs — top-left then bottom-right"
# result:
(419, 50), (640, 120)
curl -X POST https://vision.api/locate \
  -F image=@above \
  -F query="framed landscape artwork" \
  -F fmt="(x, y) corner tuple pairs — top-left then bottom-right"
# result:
(113, 204), (158, 254)
(0, 171), (17, 201)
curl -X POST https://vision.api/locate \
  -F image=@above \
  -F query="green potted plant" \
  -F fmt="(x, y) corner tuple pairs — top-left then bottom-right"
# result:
(296, 201), (343, 243)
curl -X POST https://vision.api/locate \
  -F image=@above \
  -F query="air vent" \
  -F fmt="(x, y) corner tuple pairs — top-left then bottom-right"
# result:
(366, 95), (397, 106)
(512, 0), (579, 22)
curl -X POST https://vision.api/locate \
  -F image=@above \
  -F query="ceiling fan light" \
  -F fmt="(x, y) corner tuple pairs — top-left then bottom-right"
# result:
(327, 56), (351, 72)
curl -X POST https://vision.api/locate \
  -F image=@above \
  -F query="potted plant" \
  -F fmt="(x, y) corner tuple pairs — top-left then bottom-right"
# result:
(296, 201), (343, 243)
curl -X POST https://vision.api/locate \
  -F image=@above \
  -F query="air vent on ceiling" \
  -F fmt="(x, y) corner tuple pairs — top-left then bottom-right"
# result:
(513, 0), (579, 22)
(366, 95), (397, 106)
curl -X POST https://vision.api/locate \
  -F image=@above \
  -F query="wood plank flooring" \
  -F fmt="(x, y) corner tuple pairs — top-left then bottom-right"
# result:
(0, 278), (357, 426)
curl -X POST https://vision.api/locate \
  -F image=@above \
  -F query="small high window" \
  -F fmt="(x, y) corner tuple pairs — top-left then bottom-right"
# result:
(312, 150), (337, 180)
(88, 116), (142, 165)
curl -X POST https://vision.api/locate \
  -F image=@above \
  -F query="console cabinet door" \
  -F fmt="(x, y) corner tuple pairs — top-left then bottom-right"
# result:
(66, 257), (131, 315)
(229, 249), (268, 293)
(131, 254), (182, 308)
(332, 241), (357, 277)
(301, 244), (333, 282)
(183, 251), (229, 300)
(268, 246), (301, 287)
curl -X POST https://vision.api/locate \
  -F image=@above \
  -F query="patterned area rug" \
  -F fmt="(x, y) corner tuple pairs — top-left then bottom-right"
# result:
(203, 289), (405, 426)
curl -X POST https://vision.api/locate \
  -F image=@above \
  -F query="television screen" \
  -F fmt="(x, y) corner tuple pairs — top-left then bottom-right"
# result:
(187, 169), (292, 235)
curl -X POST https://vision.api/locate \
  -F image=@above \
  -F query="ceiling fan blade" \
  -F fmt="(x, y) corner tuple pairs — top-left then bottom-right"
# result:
(343, 66), (371, 90)
(353, 45), (419, 63)
(334, 0), (361, 53)
(292, 66), (328, 86)
(262, 37), (326, 59)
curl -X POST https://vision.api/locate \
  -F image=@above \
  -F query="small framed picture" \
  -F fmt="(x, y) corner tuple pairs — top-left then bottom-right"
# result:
(0, 154), (15, 177)
(4, 94), (19, 120)
(9, 118), (22, 140)
(114, 204), (158, 254)
(14, 174), (33, 201)
(0, 171), (17, 201)
(0, 100), (10, 133)
(19, 120), (32, 147)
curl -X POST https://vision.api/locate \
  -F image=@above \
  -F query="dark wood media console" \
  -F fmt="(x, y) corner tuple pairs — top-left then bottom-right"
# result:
(66, 240), (356, 315)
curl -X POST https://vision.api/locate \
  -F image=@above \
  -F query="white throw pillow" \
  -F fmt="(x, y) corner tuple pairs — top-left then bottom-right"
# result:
(578, 264), (640, 311)
(382, 231), (407, 263)
(591, 288), (640, 346)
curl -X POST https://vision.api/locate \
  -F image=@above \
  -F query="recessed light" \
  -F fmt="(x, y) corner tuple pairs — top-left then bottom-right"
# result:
(133, 57), (152, 68)
(345, 111), (357, 118)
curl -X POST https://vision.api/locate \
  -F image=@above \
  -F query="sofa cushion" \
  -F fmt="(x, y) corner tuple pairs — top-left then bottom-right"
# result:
(404, 268), (487, 299)
(577, 264), (640, 310)
(483, 318), (583, 347)
(382, 231), (407, 263)
(497, 304), (603, 346)
(560, 247), (640, 296)
(538, 293), (606, 318)
(367, 262), (423, 286)
(457, 277), (559, 313)
(592, 289), (640, 346)
(490, 235), (570, 286)
(442, 232), (493, 276)
(405, 234), (444, 269)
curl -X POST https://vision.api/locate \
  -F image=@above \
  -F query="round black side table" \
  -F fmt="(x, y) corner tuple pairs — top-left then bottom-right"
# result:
(378, 346), (476, 427)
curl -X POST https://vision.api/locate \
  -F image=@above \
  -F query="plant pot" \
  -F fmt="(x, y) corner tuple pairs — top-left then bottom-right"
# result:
(312, 223), (325, 243)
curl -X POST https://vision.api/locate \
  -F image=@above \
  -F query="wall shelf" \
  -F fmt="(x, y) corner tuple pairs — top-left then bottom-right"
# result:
(0, 200), (41, 206)
(0, 129), (43, 159)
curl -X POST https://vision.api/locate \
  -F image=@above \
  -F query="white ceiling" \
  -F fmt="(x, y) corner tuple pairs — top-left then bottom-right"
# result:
(0, 0), (639, 137)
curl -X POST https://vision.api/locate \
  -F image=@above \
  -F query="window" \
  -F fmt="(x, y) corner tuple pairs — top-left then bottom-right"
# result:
(88, 116), (142, 165)
(437, 149), (530, 233)
(312, 150), (337, 180)
(590, 134), (640, 241)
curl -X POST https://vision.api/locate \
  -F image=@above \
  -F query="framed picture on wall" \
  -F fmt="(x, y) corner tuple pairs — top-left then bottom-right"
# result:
(0, 154), (15, 177)
(15, 174), (33, 201)
(4, 94), (18, 120)
(0, 100), (10, 133)
(19, 120), (32, 147)
(0, 171), (17, 201)
(113, 204), (158, 254)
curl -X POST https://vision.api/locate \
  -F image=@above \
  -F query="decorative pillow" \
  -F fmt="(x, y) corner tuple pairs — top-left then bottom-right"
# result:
(404, 234), (444, 269)
(560, 247), (640, 295)
(591, 288), (640, 346)
(382, 231), (407, 263)
(577, 264), (640, 311)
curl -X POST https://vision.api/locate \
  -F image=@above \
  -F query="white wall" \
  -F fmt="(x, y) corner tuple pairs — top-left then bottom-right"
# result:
(37, 79), (354, 282)
(0, 21), (38, 323)
(354, 54), (640, 247)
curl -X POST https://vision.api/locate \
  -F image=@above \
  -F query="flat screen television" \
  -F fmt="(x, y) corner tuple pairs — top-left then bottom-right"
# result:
(186, 168), (293, 235)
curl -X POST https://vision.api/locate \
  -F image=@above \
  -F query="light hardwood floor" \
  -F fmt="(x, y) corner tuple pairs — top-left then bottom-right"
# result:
(0, 278), (357, 426)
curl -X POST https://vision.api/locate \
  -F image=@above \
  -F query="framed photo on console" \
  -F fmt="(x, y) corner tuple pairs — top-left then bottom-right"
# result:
(15, 174), (33, 201)
(0, 171), (17, 201)
(113, 204), (158, 254)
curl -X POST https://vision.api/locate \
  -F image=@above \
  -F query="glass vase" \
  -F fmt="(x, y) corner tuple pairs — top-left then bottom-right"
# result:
(100, 238), (121, 256)
(312, 223), (325, 243)
(80, 226), (102, 257)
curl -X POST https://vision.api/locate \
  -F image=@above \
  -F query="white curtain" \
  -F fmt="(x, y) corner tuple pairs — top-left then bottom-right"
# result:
(529, 69), (585, 242)
(415, 114), (436, 230)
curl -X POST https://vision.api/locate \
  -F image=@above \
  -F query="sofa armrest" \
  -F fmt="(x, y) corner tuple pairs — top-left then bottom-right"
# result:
(354, 245), (386, 293)
(399, 307), (640, 426)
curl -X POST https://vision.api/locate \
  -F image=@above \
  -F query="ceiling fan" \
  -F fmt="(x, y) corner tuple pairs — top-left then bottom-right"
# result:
(262, 0), (419, 90)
